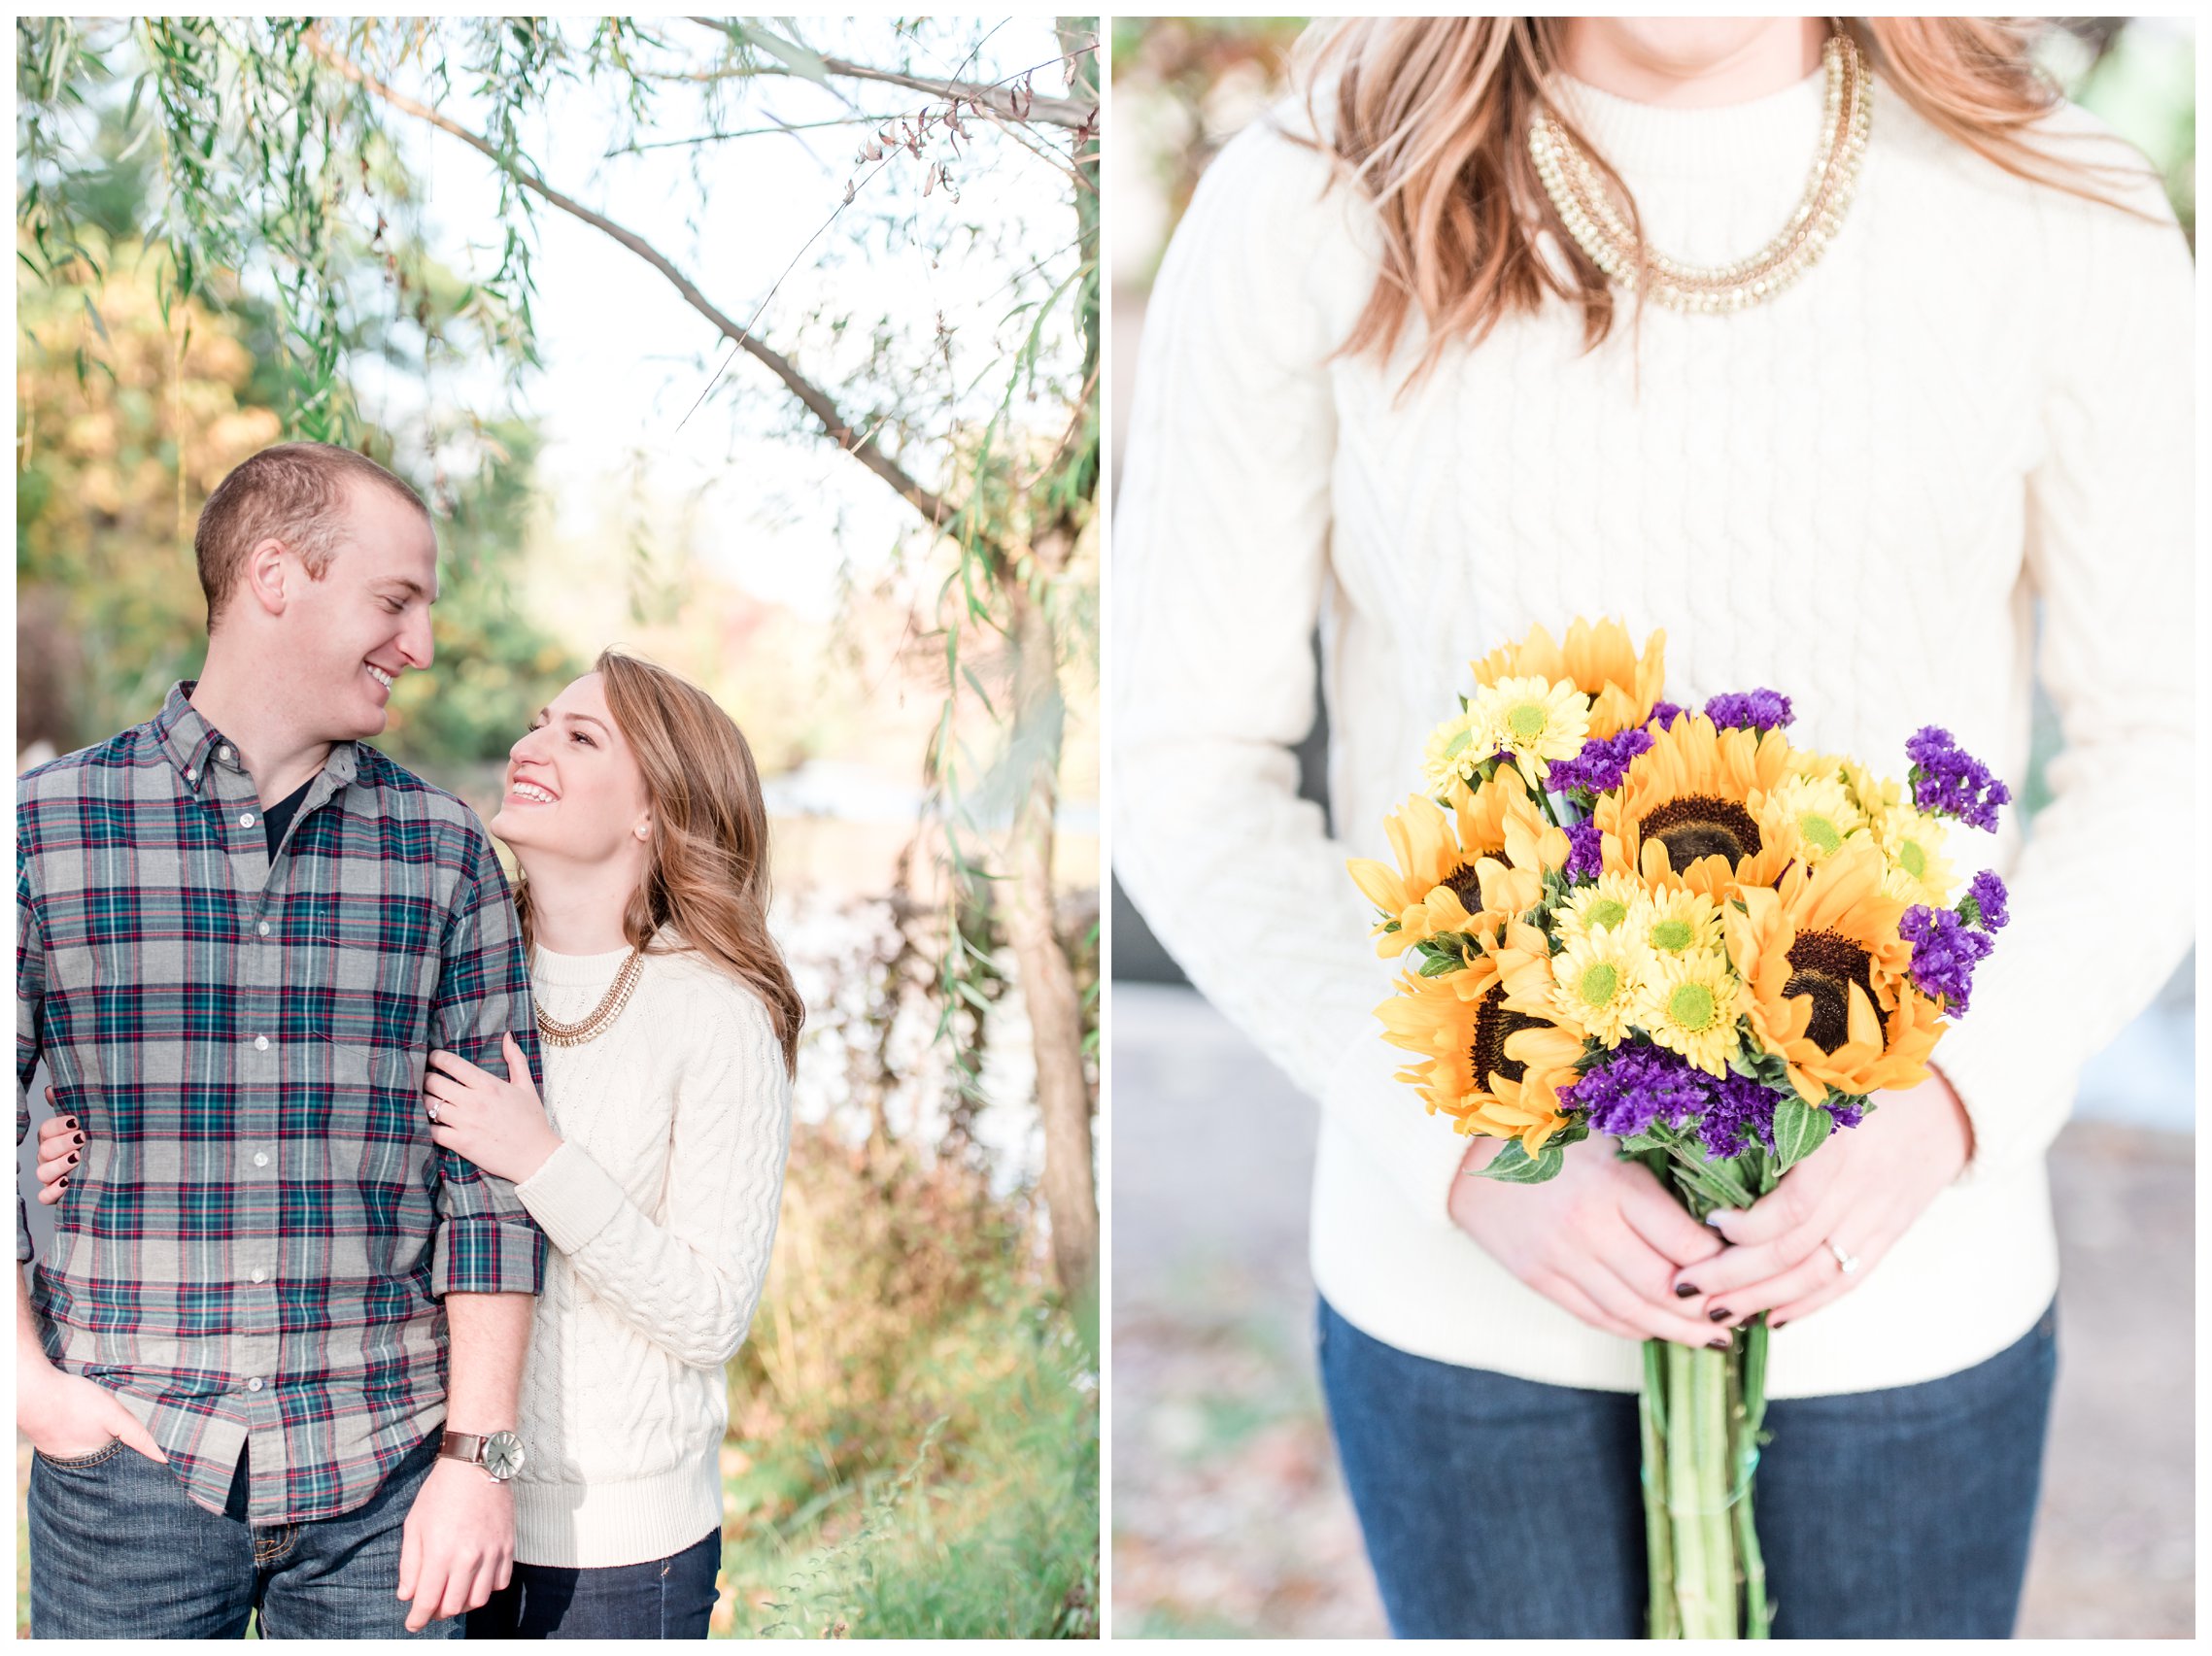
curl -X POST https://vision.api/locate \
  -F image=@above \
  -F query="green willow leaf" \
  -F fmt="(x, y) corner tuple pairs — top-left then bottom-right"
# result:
(1471, 1139), (1565, 1184)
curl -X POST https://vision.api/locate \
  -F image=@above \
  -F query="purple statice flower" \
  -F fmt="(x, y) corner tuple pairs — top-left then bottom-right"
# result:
(1646, 699), (1685, 731)
(1826, 1098), (1868, 1131)
(1962, 869), (2010, 932)
(1698, 1073), (1780, 1159)
(1703, 689), (1794, 733)
(1564, 819), (1604, 882)
(1899, 903), (1996, 1013)
(1904, 727), (2011, 832)
(1562, 1044), (1712, 1139)
(1549, 727), (1655, 796)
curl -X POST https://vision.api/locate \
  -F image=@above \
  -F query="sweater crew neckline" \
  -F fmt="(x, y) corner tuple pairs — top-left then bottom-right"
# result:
(1550, 61), (1830, 183)
(531, 940), (642, 988)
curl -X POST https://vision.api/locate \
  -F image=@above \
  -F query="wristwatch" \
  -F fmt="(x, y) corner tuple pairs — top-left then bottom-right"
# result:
(439, 1429), (527, 1482)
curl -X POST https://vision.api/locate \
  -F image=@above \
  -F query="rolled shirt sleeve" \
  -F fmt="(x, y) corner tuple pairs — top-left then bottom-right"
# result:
(428, 833), (549, 1297)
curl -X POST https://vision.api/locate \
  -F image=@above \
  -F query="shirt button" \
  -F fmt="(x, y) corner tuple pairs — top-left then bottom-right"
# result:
(221, 746), (236, 763)
(257, 922), (272, 937)
(186, 769), (196, 784)
(246, 1376), (263, 1392)
(253, 1152), (270, 1168)
(251, 1268), (267, 1283)
(254, 1035), (269, 1051)
(240, 813), (256, 828)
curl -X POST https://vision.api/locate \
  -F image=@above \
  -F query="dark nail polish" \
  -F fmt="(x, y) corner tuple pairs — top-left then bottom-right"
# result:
(72, 1132), (85, 1146)
(67, 1153), (79, 1166)
(1673, 1282), (1698, 1299)
(58, 1176), (69, 1189)
(1708, 1306), (1732, 1323)
(1708, 1335), (1729, 1350)
(1772, 1320), (1788, 1331)
(63, 1118), (78, 1131)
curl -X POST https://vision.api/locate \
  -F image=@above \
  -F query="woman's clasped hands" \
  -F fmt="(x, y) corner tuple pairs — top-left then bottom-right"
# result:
(1449, 1070), (1974, 1345)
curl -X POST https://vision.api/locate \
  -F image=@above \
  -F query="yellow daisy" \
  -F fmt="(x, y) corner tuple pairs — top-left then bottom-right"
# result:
(1471, 617), (1667, 741)
(1466, 675), (1589, 783)
(1555, 869), (1646, 946)
(1755, 772), (1869, 865)
(1545, 924), (1654, 1048)
(1871, 800), (1957, 911)
(1624, 886), (1724, 963)
(1634, 951), (1745, 1077)
(1420, 708), (1488, 794)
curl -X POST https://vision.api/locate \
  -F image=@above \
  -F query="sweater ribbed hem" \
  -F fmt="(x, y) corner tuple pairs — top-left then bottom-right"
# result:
(513, 1454), (723, 1570)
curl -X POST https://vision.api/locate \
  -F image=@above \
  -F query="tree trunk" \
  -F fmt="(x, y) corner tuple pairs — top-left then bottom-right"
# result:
(1002, 567), (1098, 1308)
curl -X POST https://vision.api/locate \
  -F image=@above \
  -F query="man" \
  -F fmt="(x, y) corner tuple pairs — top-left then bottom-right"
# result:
(16, 442), (545, 1639)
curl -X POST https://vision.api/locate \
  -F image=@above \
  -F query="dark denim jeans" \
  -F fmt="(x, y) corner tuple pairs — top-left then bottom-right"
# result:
(27, 1429), (459, 1639)
(465, 1530), (721, 1639)
(1319, 1295), (2059, 1639)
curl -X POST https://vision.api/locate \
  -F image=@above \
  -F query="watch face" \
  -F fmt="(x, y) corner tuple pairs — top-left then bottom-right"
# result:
(483, 1431), (527, 1480)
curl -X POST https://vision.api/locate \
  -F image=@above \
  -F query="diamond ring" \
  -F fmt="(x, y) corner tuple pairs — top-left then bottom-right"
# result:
(1826, 1238), (1859, 1275)
(426, 1103), (441, 1125)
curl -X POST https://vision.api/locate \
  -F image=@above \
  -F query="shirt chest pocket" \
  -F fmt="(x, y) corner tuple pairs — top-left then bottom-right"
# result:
(297, 895), (444, 1051)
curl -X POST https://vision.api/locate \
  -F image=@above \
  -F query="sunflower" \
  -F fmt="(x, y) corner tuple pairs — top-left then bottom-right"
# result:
(1555, 869), (1647, 946)
(1634, 951), (1745, 1076)
(1375, 922), (1583, 1154)
(1467, 782), (1572, 919)
(1467, 675), (1589, 783)
(1543, 924), (1654, 1048)
(1347, 772), (1535, 954)
(1871, 800), (1957, 909)
(1755, 772), (1869, 865)
(1723, 844), (1939, 1103)
(1471, 617), (1667, 740)
(1594, 712), (1801, 902)
(1624, 886), (1725, 963)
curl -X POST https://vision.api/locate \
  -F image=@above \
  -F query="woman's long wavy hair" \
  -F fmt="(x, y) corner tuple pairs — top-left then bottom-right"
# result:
(1304, 17), (2161, 381)
(518, 650), (803, 1076)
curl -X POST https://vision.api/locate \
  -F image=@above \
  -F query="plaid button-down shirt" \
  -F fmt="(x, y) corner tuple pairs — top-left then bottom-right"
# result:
(17, 684), (547, 1523)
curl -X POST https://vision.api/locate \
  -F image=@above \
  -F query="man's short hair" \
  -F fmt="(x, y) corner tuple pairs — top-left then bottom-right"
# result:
(194, 443), (431, 631)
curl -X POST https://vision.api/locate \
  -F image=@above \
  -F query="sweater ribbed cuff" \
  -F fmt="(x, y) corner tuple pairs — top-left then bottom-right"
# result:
(514, 1140), (628, 1257)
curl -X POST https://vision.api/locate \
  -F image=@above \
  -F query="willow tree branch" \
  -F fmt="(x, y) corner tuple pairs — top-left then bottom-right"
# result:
(681, 18), (1097, 128)
(307, 28), (979, 554)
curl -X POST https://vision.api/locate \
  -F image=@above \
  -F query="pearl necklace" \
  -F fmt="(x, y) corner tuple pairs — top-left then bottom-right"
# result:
(1529, 32), (1871, 315)
(536, 947), (645, 1048)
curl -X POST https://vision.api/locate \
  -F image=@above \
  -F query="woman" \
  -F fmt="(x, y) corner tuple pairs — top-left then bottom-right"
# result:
(37, 649), (802, 1639)
(1113, 17), (2188, 1640)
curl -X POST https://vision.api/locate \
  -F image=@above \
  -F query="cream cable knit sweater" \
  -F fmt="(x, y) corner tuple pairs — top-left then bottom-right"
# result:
(508, 936), (791, 1567)
(1113, 68), (2193, 1397)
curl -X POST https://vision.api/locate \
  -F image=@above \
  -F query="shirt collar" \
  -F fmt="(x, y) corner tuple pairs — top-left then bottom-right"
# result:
(154, 681), (361, 795)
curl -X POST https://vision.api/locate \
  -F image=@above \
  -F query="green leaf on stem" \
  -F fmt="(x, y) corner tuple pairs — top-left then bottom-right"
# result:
(1470, 1139), (1564, 1184)
(1770, 1095), (1833, 1173)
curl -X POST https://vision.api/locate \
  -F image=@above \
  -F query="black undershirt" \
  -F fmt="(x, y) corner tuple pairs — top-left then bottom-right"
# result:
(260, 775), (318, 857)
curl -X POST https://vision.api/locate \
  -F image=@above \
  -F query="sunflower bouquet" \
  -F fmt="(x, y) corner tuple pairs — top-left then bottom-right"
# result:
(1348, 618), (2012, 1640)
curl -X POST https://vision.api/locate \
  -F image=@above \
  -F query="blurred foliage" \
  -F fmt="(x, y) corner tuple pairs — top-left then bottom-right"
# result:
(16, 83), (580, 762)
(717, 1126), (1097, 1638)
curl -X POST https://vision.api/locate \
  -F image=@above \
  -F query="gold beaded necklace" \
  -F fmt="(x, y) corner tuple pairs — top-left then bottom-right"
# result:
(536, 946), (645, 1048)
(1529, 31), (1871, 315)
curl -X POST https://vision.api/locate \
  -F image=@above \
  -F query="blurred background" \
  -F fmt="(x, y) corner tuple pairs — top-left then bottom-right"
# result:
(17, 15), (1099, 1638)
(1108, 16), (2195, 1639)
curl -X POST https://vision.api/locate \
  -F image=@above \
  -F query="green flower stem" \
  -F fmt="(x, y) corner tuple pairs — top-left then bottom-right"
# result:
(1736, 1319), (1773, 1638)
(1699, 1342), (1737, 1639)
(1639, 1339), (1680, 1640)
(1664, 1341), (1722, 1639)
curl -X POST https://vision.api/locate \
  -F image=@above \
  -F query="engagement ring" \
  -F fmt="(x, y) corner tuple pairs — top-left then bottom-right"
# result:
(425, 1103), (441, 1124)
(1826, 1238), (1859, 1275)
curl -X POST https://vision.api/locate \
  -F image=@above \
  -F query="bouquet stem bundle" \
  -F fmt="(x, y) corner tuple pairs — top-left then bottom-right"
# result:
(1638, 1148), (1775, 1639)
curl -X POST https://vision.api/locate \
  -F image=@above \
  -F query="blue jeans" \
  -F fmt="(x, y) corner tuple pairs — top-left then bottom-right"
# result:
(1319, 1295), (2059, 1639)
(28, 1429), (459, 1639)
(465, 1531), (721, 1639)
